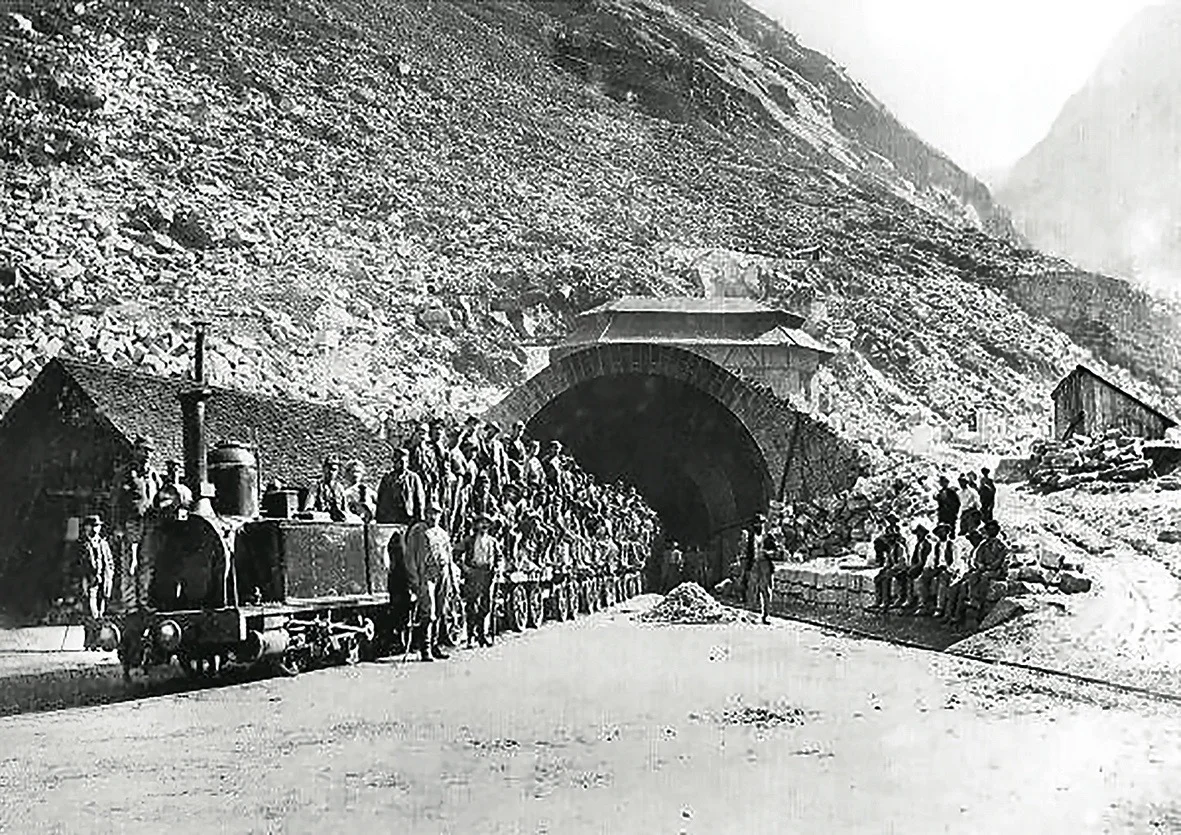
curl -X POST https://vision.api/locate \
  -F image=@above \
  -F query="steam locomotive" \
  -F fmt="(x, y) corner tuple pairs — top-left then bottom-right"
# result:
(93, 384), (646, 679)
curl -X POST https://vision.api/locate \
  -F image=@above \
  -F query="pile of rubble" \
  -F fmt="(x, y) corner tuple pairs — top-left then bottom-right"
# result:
(1028, 430), (1155, 492)
(782, 456), (933, 561)
(639, 583), (739, 625)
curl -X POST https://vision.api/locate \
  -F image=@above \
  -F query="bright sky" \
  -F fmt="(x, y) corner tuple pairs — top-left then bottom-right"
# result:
(749, 0), (1155, 181)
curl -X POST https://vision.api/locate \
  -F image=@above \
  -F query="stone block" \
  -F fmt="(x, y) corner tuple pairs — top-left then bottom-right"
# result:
(979, 598), (1032, 631)
(1057, 572), (1092, 594)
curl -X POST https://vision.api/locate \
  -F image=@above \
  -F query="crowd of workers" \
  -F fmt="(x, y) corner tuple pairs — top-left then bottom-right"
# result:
(75, 420), (661, 659)
(869, 467), (1007, 627)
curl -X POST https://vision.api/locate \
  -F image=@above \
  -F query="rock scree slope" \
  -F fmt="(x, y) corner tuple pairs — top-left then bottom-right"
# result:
(1, 0), (1178, 441)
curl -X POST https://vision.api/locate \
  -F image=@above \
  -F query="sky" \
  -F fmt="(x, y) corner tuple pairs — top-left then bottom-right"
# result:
(749, 0), (1156, 181)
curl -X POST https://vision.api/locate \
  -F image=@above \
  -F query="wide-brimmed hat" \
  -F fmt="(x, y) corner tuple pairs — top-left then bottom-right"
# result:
(933, 523), (952, 535)
(912, 522), (930, 535)
(983, 519), (1002, 532)
(82, 514), (103, 526)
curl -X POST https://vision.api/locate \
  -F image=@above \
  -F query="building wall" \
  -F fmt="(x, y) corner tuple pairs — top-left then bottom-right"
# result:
(1054, 371), (1171, 440)
(0, 371), (129, 613)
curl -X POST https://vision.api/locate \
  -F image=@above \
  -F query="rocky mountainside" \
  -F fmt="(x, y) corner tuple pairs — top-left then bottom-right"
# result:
(0, 0), (1177, 446)
(999, 3), (1181, 292)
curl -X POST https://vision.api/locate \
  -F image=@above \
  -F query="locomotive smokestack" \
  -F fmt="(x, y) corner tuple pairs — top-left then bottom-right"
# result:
(193, 320), (208, 383)
(181, 322), (215, 516)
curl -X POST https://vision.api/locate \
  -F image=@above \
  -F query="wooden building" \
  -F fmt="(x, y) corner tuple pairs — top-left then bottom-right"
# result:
(1051, 364), (1177, 441)
(0, 358), (392, 616)
(553, 296), (834, 403)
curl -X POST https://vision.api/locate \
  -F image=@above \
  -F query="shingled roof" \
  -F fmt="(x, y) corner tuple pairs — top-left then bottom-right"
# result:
(49, 358), (395, 486)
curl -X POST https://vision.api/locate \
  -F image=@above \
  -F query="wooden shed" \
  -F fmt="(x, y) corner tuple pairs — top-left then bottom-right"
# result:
(1051, 364), (1177, 441)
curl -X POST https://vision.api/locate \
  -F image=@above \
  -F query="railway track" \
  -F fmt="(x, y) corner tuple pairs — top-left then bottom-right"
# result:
(760, 604), (1181, 707)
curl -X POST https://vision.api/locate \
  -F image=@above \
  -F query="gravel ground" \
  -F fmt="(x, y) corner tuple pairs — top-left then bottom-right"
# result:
(2, 596), (1180, 834)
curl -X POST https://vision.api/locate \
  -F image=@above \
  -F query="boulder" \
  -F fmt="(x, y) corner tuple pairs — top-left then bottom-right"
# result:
(979, 598), (1031, 631)
(1017, 565), (1048, 584)
(1157, 529), (1181, 544)
(1056, 572), (1092, 595)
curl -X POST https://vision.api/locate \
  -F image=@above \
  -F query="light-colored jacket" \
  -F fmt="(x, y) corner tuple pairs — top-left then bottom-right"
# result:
(404, 521), (453, 590)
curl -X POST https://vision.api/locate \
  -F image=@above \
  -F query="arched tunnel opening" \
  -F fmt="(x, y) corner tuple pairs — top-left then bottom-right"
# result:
(526, 373), (772, 550)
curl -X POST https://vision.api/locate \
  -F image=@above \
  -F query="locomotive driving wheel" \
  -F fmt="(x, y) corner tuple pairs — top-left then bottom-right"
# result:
(528, 585), (544, 628)
(509, 584), (528, 632)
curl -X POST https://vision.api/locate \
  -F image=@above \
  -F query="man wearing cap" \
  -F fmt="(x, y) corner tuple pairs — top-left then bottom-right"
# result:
(954, 520), (1010, 627)
(869, 515), (907, 611)
(901, 522), (934, 614)
(304, 456), (348, 521)
(113, 434), (161, 611)
(459, 513), (502, 647)
(404, 500), (454, 661)
(75, 514), (114, 646)
(375, 448), (426, 526)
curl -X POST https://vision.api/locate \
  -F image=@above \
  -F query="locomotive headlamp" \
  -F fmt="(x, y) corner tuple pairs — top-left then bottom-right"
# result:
(156, 620), (183, 651)
(96, 621), (121, 653)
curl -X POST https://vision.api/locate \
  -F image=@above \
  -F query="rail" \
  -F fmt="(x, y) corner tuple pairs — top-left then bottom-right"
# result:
(753, 605), (1181, 707)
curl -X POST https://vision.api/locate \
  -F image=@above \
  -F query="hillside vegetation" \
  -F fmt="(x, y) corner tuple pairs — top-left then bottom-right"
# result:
(1, 0), (1177, 443)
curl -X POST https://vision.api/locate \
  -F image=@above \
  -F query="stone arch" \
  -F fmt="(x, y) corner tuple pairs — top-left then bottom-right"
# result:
(485, 344), (861, 548)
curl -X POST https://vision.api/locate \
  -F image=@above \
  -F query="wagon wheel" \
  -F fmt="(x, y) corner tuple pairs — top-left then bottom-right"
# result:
(509, 584), (528, 632)
(272, 649), (307, 678)
(557, 582), (570, 621)
(339, 635), (360, 666)
(528, 585), (544, 628)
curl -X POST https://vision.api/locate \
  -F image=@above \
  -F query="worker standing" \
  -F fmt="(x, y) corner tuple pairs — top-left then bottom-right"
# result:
(404, 501), (454, 662)
(76, 514), (114, 648)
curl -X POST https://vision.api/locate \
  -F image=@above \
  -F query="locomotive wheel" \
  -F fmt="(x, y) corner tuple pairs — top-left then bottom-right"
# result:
(528, 585), (544, 628)
(509, 585), (528, 632)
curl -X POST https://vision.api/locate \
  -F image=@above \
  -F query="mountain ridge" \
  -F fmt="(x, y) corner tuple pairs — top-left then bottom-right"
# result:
(0, 0), (1176, 448)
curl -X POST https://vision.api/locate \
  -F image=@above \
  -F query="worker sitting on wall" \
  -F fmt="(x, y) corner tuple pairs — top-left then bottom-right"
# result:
(952, 520), (1009, 628)
(868, 515), (907, 611)
(900, 522), (933, 614)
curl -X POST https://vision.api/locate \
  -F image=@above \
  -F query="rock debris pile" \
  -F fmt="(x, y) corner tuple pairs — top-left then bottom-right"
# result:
(639, 583), (739, 625)
(1028, 430), (1157, 492)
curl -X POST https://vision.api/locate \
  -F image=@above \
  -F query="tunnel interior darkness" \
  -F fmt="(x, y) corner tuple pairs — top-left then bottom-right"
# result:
(526, 373), (771, 546)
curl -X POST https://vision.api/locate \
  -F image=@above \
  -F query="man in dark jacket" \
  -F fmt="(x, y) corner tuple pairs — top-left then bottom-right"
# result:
(376, 448), (427, 525)
(978, 467), (997, 523)
(934, 476), (960, 533)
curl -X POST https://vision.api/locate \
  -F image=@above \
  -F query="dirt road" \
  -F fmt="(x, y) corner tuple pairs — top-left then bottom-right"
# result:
(3, 598), (1181, 834)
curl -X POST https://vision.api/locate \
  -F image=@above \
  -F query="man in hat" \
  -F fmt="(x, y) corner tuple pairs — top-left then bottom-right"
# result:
(375, 448), (426, 526)
(406, 421), (438, 498)
(75, 514), (114, 645)
(869, 515), (907, 611)
(930, 523), (963, 619)
(459, 513), (502, 647)
(113, 434), (161, 611)
(304, 456), (348, 521)
(979, 467), (997, 524)
(901, 522), (933, 614)
(953, 519), (1009, 627)
(404, 500), (454, 661)
(958, 474), (982, 536)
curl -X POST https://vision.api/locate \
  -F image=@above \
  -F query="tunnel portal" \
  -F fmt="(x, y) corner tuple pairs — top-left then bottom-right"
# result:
(526, 372), (771, 545)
